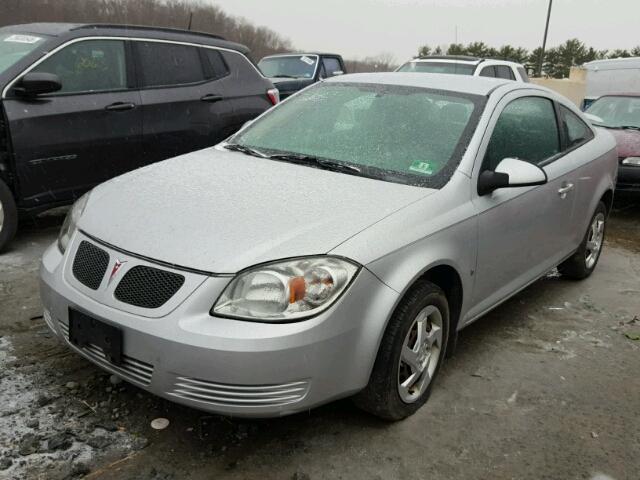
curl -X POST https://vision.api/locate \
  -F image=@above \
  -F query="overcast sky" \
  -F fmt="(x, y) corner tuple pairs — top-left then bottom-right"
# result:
(205, 0), (639, 61)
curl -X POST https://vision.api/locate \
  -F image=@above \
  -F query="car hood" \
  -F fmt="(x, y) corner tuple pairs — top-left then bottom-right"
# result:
(609, 128), (640, 158)
(80, 147), (433, 273)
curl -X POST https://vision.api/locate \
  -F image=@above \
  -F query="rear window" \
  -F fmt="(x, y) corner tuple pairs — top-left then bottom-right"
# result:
(517, 66), (530, 82)
(397, 61), (475, 76)
(137, 41), (205, 87)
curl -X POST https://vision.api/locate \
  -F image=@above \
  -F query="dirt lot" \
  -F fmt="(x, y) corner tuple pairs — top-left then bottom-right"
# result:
(1, 199), (639, 480)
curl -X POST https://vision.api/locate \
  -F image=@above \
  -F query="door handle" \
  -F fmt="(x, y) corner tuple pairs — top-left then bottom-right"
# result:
(105, 102), (136, 112)
(201, 94), (223, 103)
(557, 182), (574, 199)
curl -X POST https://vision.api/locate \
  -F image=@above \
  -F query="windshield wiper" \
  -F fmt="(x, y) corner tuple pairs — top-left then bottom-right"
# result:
(224, 143), (268, 158)
(620, 125), (640, 131)
(268, 153), (362, 174)
(273, 74), (298, 79)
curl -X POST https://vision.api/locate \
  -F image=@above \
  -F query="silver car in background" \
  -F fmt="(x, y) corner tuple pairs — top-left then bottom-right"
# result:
(40, 73), (617, 420)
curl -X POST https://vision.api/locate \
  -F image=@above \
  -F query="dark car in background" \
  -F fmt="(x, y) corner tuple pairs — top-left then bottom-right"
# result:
(257, 53), (345, 99)
(0, 23), (278, 251)
(585, 94), (640, 193)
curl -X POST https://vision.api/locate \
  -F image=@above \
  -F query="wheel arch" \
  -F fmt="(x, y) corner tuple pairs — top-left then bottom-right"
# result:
(600, 188), (614, 215)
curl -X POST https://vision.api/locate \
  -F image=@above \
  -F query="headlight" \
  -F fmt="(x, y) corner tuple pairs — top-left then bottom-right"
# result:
(57, 192), (90, 253)
(622, 157), (640, 166)
(212, 256), (360, 322)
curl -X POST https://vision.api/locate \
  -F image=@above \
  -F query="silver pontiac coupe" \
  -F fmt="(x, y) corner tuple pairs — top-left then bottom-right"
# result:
(40, 73), (617, 420)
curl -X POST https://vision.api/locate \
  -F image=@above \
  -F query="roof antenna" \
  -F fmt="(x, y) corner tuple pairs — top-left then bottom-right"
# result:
(187, 12), (193, 31)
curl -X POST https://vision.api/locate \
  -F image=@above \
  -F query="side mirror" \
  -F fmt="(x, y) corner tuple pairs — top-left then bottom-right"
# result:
(583, 112), (603, 125)
(14, 72), (62, 97)
(478, 158), (547, 196)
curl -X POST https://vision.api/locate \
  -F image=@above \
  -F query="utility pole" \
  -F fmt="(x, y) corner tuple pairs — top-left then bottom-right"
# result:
(537, 0), (553, 77)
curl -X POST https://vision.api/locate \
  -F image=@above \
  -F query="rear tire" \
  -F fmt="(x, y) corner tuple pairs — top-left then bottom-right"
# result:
(0, 179), (18, 253)
(354, 281), (449, 421)
(558, 201), (607, 280)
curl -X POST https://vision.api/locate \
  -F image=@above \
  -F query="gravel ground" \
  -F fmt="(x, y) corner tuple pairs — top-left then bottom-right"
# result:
(0, 199), (639, 480)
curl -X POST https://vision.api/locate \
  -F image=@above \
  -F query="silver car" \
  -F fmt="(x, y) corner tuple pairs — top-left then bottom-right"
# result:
(40, 73), (617, 420)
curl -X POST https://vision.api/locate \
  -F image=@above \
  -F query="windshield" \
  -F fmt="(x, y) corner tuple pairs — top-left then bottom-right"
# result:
(0, 32), (47, 75)
(230, 82), (484, 188)
(397, 61), (476, 75)
(258, 55), (318, 79)
(586, 96), (640, 129)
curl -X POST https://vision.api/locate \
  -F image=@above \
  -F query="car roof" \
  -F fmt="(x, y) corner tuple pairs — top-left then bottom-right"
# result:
(326, 72), (537, 96)
(2, 22), (249, 54)
(596, 92), (640, 98)
(260, 53), (341, 59)
(408, 56), (523, 67)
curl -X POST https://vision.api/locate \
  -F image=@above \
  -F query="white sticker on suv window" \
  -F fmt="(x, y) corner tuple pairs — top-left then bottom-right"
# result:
(300, 56), (315, 65)
(4, 34), (42, 44)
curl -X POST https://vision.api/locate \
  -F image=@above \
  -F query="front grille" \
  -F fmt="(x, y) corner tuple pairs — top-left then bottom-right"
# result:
(114, 265), (185, 308)
(59, 321), (154, 386)
(169, 377), (310, 408)
(73, 241), (110, 290)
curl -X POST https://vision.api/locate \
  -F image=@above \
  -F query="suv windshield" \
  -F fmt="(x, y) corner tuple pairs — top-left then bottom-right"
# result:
(258, 55), (318, 79)
(0, 32), (47, 75)
(230, 82), (485, 188)
(586, 95), (640, 129)
(397, 61), (476, 75)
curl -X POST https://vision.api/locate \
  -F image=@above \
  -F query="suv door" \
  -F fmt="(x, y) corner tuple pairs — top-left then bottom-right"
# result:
(3, 38), (142, 206)
(133, 40), (234, 162)
(469, 94), (578, 318)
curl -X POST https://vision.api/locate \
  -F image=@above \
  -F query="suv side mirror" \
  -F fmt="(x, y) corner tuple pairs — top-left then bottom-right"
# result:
(478, 158), (547, 196)
(14, 72), (62, 97)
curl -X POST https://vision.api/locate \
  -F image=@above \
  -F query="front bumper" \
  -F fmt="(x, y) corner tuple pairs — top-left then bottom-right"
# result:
(616, 165), (640, 193)
(39, 233), (398, 417)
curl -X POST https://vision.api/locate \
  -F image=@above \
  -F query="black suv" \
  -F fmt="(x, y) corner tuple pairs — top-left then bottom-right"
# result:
(0, 23), (278, 251)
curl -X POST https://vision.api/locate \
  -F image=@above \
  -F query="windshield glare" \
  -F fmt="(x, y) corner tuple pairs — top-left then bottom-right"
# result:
(258, 55), (318, 78)
(231, 82), (483, 188)
(397, 61), (476, 75)
(0, 32), (46, 75)
(586, 96), (640, 129)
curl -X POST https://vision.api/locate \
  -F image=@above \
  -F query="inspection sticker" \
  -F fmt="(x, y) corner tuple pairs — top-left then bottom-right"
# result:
(4, 34), (42, 44)
(300, 55), (315, 65)
(409, 160), (434, 175)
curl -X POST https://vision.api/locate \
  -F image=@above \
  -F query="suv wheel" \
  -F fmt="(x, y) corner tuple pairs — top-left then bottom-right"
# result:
(354, 281), (449, 420)
(558, 201), (607, 280)
(0, 179), (18, 253)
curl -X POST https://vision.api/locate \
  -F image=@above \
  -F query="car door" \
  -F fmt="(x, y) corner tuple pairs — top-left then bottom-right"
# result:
(3, 38), (142, 206)
(133, 40), (234, 163)
(468, 93), (578, 319)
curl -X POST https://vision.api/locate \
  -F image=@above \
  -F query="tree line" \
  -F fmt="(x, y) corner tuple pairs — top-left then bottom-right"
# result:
(0, 0), (394, 72)
(418, 40), (640, 78)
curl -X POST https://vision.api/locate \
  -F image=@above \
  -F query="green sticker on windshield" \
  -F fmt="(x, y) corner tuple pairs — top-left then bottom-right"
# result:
(409, 160), (434, 175)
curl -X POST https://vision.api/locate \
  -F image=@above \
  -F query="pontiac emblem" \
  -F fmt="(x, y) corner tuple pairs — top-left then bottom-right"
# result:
(108, 259), (128, 285)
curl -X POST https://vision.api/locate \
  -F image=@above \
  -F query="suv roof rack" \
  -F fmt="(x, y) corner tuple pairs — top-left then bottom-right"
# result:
(72, 24), (226, 41)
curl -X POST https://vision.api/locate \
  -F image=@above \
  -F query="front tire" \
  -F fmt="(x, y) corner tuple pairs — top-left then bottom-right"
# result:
(558, 201), (607, 280)
(354, 281), (449, 420)
(0, 180), (18, 253)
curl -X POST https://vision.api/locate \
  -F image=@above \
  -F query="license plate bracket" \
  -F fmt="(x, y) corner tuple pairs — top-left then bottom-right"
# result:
(68, 309), (123, 365)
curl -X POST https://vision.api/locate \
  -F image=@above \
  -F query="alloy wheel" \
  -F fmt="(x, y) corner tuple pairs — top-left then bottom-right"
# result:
(585, 212), (605, 269)
(398, 305), (443, 403)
